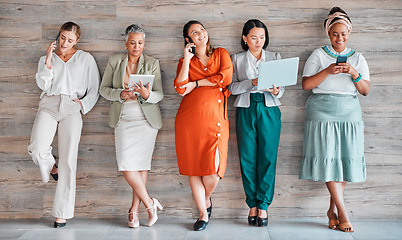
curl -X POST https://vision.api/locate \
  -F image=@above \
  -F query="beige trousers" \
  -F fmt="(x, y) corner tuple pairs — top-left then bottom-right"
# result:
(28, 94), (82, 219)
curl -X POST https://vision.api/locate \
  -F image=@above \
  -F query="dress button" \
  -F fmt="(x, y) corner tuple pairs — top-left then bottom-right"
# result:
(218, 99), (221, 103)
(217, 122), (221, 126)
(219, 88), (222, 91)
(220, 80), (223, 83)
(217, 133), (221, 137)
(204, 68), (207, 71)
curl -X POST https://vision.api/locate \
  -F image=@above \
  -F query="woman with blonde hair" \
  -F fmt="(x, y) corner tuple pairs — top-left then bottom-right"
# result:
(28, 21), (100, 228)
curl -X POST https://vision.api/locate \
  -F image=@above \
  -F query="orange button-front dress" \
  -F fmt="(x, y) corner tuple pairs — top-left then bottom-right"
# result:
(174, 48), (233, 178)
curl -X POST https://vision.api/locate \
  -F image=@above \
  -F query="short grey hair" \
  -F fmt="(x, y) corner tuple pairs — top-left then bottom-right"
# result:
(125, 24), (146, 40)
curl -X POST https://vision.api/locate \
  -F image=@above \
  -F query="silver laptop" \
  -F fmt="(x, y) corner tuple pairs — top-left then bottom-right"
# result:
(257, 57), (299, 90)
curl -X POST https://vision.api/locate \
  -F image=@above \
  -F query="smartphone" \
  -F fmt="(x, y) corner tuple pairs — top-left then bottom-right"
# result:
(187, 38), (196, 56)
(336, 55), (347, 65)
(54, 32), (60, 48)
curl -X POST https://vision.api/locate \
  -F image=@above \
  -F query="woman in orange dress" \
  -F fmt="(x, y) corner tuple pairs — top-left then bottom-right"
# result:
(174, 20), (232, 231)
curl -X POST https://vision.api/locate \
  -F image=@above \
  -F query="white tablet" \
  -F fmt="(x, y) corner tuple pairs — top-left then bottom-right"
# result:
(257, 57), (299, 90)
(128, 75), (155, 91)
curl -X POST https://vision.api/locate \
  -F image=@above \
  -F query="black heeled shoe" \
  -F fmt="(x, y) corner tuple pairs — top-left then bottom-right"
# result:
(248, 216), (257, 226)
(206, 197), (212, 219)
(194, 219), (208, 231)
(257, 216), (268, 227)
(54, 221), (66, 228)
(50, 163), (58, 181)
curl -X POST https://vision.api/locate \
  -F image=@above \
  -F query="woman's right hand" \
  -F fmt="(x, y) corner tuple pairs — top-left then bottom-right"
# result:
(120, 88), (136, 101)
(45, 41), (57, 69)
(184, 43), (195, 61)
(325, 63), (342, 75)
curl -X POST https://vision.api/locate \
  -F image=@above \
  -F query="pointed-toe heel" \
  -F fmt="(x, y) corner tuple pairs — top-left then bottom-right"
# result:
(206, 197), (212, 219)
(146, 198), (163, 227)
(50, 163), (58, 181)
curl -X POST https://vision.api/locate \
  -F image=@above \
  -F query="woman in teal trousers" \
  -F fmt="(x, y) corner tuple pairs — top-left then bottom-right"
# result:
(229, 19), (283, 227)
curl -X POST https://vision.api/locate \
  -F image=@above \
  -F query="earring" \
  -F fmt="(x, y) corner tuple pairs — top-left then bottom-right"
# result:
(244, 41), (247, 45)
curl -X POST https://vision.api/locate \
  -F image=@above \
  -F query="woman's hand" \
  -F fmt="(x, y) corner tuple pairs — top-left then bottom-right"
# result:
(120, 88), (136, 101)
(325, 63), (343, 75)
(73, 99), (83, 109)
(45, 41), (57, 69)
(184, 43), (195, 61)
(337, 62), (359, 79)
(264, 85), (281, 95)
(131, 80), (151, 100)
(179, 81), (197, 96)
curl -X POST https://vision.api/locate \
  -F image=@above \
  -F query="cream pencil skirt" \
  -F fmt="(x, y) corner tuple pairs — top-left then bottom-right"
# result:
(114, 100), (158, 171)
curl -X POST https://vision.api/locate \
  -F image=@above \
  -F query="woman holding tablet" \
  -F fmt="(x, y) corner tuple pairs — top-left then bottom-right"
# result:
(100, 24), (164, 228)
(28, 22), (100, 228)
(229, 19), (283, 227)
(300, 7), (370, 232)
(174, 20), (232, 231)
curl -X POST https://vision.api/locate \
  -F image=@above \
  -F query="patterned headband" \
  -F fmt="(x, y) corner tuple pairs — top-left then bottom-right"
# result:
(325, 12), (352, 35)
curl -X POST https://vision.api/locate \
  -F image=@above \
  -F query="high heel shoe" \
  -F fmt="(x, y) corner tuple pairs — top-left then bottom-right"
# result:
(50, 163), (58, 181)
(54, 218), (66, 228)
(248, 216), (257, 226)
(128, 211), (139, 228)
(146, 198), (163, 227)
(206, 197), (212, 219)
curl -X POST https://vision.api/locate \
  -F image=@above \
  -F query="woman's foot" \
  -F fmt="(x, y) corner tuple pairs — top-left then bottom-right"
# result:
(248, 207), (257, 226)
(327, 210), (339, 229)
(206, 197), (212, 219)
(128, 210), (139, 228)
(146, 198), (163, 227)
(257, 209), (268, 227)
(54, 218), (66, 228)
(50, 164), (58, 181)
(338, 212), (354, 232)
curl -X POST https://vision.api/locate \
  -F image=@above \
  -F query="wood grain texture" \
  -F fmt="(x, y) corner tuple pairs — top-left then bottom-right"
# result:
(0, 0), (401, 219)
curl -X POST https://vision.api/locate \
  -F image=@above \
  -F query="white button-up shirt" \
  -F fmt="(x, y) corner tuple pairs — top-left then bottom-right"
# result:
(36, 50), (100, 114)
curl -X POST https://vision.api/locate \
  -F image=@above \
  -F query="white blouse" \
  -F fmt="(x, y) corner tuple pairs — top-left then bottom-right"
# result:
(36, 50), (100, 114)
(303, 45), (370, 95)
(229, 50), (284, 108)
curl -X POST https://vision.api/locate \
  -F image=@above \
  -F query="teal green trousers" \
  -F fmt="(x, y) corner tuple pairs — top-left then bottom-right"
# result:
(236, 93), (281, 210)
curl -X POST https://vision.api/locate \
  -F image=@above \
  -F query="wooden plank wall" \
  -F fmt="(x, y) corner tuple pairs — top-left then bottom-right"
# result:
(1, 0), (401, 219)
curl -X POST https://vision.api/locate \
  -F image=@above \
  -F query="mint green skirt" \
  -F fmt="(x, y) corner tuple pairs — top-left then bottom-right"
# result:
(299, 94), (366, 182)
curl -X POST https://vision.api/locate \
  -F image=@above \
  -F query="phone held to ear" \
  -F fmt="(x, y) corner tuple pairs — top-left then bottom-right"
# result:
(54, 32), (60, 48)
(336, 55), (347, 65)
(187, 38), (196, 56)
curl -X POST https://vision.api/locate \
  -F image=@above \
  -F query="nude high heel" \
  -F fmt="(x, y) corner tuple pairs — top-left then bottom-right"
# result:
(128, 211), (139, 228)
(146, 198), (163, 227)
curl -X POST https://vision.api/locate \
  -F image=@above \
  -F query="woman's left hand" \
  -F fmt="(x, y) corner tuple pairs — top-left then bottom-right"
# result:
(131, 80), (150, 100)
(179, 81), (197, 96)
(263, 85), (281, 96)
(338, 62), (359, 79)
(73, 99), (83, 109)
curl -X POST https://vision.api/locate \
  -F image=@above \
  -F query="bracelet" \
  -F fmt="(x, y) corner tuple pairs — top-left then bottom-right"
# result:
(352, 73), (362, 83)
(195, 80), (199, 88)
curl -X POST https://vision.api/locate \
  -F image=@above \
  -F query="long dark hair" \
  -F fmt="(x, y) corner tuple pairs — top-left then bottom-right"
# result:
(241, 19), (269, 51)
(183, 20), (214, 57)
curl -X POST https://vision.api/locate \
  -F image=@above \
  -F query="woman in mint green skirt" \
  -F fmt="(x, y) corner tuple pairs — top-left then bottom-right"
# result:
(229, 19), (283, 227)
(300, 7), (370, 232)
